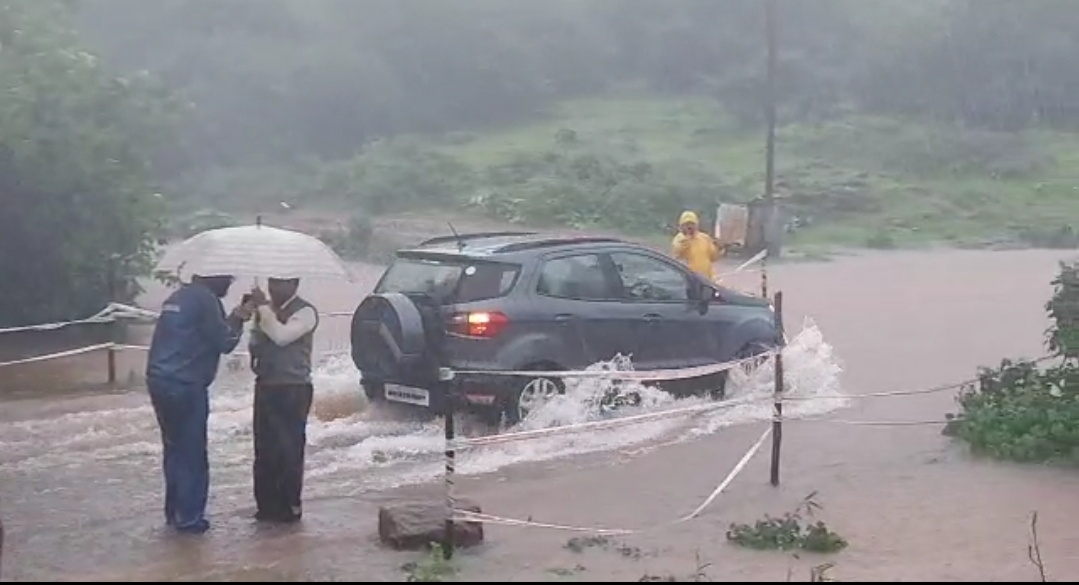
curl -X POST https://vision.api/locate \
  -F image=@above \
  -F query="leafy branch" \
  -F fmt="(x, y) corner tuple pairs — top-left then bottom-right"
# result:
(1028, 512), (1047, 583)
(1047, 262), (1079, 360)
(726, 492), (848, 554)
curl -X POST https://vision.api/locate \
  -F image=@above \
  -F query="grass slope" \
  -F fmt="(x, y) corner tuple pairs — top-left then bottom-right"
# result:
(435, 96), (1079, 250)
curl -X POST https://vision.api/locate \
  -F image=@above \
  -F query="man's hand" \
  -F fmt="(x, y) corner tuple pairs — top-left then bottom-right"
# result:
(230, 304), (254, 322)
(249, 286), (268, 306)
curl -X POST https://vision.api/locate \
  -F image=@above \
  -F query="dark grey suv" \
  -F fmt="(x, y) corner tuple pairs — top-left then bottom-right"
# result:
(350, 232), (780, 425)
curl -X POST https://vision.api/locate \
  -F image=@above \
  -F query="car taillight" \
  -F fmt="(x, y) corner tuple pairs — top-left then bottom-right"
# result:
(450, 311), (509, 338)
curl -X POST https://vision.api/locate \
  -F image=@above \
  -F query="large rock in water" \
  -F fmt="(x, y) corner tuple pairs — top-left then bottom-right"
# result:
(378, 500), (484, 550)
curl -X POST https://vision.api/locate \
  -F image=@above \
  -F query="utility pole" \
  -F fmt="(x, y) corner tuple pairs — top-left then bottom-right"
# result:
(764, 0), (779, 258)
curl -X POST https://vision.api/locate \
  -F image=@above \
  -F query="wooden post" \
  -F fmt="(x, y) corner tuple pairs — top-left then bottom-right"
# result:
(442, 370), (457, 560)
(761, 255), (769, 299)
(770, 290), (785, 487)
(765, 0), (783, 487)
(106, 257), (118, 385)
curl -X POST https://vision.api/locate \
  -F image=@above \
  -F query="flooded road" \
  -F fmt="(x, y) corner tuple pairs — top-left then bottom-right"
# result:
(2, 248), (1079, 581)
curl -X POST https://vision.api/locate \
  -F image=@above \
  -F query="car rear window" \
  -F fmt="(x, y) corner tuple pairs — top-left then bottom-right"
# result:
(375, 256), (519, 303)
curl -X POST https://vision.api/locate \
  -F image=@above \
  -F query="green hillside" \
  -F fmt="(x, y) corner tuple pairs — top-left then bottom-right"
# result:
(427, 96), (1079, 250)
(182, 95), (1079, 256)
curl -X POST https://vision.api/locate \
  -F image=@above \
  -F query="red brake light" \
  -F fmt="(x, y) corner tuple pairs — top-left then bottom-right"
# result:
(451, 311), (509, 338)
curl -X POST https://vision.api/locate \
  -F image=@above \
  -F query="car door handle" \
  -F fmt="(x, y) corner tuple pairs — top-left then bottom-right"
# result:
(555, 314), (575, 323)
(643, 313), (662, 323)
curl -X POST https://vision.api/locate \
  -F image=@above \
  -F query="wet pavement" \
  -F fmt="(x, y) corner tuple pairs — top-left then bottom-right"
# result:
(3, 249), (1079, 582)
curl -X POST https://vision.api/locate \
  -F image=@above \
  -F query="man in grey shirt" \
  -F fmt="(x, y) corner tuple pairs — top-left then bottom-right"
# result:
(247, 277), (319, 523)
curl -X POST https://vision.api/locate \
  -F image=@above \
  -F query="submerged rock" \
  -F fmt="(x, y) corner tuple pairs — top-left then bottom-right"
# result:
(378, 500), (484, 550)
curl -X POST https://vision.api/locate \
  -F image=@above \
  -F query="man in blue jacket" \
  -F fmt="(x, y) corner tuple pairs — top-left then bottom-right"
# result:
(145, 274), (252, 534)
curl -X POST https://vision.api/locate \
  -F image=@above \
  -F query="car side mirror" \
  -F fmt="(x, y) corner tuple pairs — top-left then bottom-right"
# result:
(692, 283), (713, 314)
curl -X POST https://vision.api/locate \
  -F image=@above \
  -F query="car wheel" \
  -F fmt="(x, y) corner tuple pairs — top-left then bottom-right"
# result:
(505, 372), (565, 427)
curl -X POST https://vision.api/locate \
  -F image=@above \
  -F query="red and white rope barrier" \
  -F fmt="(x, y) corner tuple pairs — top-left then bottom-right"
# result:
(0, 303), (352, 336)
(453, 352), (775, 381)
(0, 343), (116, 369)
(452, 426), (773, 535)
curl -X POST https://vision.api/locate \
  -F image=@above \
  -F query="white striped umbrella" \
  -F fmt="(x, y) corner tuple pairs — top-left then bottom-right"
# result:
(155, 223), (353, 283)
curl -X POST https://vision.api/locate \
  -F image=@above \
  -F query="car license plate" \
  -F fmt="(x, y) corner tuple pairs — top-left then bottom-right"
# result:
(384, 385), (431, 407)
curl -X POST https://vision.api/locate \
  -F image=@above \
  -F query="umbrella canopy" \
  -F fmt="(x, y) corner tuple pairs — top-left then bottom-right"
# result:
(155, 223), (353, 282)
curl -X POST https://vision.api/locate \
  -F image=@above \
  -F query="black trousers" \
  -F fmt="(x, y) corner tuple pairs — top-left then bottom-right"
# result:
(253, 382), (314, 521)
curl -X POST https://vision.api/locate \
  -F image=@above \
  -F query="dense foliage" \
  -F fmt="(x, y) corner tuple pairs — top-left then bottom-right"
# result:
(0, 1), (175, 326)
(949, 262), (1079, 463)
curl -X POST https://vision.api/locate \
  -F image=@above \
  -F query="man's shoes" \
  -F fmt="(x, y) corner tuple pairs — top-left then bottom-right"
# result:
(254, 508), (302, 524)
(173, 518), (210, 534)
(254, 509), (276, 522)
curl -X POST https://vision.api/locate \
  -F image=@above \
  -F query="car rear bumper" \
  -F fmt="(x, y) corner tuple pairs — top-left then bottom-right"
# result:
(364, 374), (508, 412)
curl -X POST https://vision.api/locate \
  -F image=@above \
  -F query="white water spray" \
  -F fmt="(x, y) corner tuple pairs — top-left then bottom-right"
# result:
(1, 320), (846, 497)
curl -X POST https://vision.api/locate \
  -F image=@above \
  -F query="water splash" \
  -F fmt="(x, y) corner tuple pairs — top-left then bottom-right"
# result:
(310, 318), (848, 491)
(516, 355), (674, 431)
(1, 320), (846, 497)
(686, 316), (848, 437)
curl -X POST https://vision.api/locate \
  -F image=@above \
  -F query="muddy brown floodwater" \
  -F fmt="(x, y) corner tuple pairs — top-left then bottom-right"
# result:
(3, 248), (1079, 582)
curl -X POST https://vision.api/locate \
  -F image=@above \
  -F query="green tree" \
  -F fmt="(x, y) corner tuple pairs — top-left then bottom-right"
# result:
(0, 0), (176, 327)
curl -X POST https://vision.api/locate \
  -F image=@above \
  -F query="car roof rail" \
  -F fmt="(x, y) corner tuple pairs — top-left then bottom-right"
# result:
(418, 231), (538, 247)
(494, 236), (625, 254)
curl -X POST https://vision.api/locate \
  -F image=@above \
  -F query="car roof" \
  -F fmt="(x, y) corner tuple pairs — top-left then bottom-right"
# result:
(398, 231), (650, 260)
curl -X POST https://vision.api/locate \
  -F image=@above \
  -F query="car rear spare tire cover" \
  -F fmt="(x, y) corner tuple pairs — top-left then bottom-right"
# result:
(351, 293), (434, 384)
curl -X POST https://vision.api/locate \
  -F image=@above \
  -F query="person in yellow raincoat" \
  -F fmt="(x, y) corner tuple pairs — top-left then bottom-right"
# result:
(671, 210), (722, 282)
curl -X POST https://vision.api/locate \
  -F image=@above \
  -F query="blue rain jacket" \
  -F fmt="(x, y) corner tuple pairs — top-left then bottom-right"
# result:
(146, 282), (243, 387)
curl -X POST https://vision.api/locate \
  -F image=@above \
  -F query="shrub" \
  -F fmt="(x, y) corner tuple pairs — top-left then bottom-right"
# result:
(950, 360), (1079, 462)
(726, 493), (848, 554)
(947, 261), (1079, 462)
(313, 139), (474, 214)
(472, 146), (732, 233)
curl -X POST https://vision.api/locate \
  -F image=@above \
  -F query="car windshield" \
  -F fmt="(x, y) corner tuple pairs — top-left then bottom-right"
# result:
(375, 256), (519, 303)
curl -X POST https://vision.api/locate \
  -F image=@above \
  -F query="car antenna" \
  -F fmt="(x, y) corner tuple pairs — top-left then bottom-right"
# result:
(447, 222), (466, 251)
